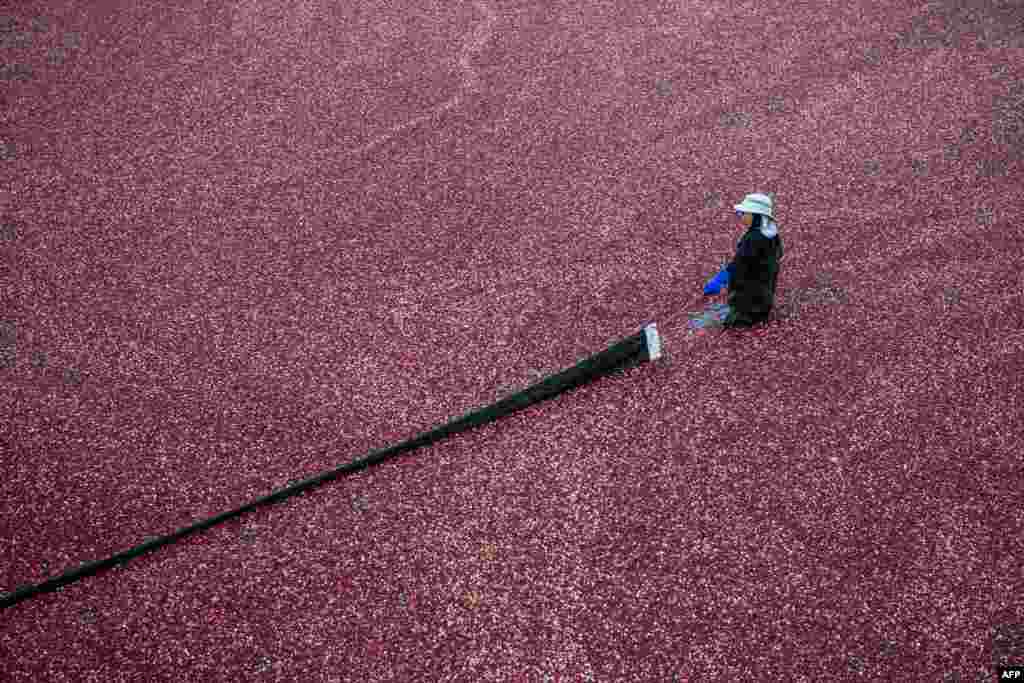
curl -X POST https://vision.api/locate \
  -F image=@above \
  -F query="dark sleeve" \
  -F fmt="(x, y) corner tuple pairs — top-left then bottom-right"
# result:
(730, 234), (761, 285)
(724, 237), (750, 279)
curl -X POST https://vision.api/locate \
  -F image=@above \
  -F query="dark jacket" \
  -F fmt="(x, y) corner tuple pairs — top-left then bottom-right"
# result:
(724, 222), (784, 325)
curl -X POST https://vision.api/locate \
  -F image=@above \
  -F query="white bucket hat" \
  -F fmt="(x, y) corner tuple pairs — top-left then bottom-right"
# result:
(734, 192), (774, 219)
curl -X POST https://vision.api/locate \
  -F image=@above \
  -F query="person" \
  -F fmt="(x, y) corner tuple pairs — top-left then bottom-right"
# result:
(702, 192), (784, 328)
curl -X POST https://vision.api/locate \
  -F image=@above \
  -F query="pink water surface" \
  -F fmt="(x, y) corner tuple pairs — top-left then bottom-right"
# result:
(2, 1), (1022, 680)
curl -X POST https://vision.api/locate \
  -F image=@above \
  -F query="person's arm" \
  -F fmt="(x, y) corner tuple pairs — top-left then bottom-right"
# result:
(704, 262), (733, 295)
(727, 236), (758, 289)
(704, 235), (760, 295)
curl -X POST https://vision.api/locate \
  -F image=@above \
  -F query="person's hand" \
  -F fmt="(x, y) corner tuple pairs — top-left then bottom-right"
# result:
(703, 269), (730, 296)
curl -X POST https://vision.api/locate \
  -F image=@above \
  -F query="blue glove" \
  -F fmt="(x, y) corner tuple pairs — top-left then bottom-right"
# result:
(703, 268), (731, 295)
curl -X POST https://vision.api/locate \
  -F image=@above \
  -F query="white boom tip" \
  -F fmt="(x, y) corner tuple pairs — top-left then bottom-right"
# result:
(642, 323), (661, 361)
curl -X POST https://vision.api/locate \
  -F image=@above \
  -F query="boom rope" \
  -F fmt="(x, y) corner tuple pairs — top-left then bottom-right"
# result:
(2, 323), (664, 610)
